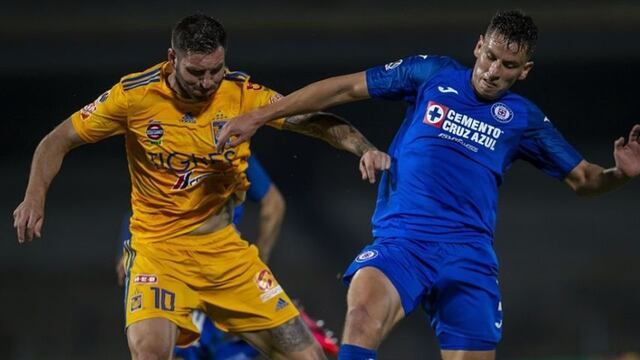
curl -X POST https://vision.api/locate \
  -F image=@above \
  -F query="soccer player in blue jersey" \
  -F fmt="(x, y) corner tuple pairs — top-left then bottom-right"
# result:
(216, 9), (640, 360)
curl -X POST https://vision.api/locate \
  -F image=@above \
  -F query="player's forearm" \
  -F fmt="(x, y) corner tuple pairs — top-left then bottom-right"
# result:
(284, 112), (377, 157)
(24, 120), (82, 201)
(258, 73), (369, 126)
(566, 162), (630, 197)
(25, 136), (68, 202)
(256, 187), (286, 263)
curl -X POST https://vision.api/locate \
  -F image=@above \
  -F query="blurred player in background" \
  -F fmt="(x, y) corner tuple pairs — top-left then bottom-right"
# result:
(216, 9), (640, 360)
(116, 155), (339, 359)
(13, 13), (386, 360)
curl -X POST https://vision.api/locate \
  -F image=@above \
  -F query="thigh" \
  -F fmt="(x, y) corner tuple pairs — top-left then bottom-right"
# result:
(441, 350), (495, 360)
(124, 240), (202, 346)
(343, 267), (406, 347)
(343, 240), (435, 316)
(127, 317), (179, 360)
(427, 242), (502, 351)
(197, 241), (299, 334)
(237, 316), (325, 360)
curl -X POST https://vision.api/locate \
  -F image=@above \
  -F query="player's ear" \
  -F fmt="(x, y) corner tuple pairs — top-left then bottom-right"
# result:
(473, 35), (484, 58)
(168, 48), (177, 67)
(518, 61), (534, 80)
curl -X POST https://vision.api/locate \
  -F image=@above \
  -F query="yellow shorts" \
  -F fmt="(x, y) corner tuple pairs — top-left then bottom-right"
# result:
(123, 225), (299, 346)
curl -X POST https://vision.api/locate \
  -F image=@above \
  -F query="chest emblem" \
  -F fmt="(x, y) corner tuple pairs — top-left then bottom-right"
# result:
(491, 103), (514, 124)
(146, 121), (164, 145)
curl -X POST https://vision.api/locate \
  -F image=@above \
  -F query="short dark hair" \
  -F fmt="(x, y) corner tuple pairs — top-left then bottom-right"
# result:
(171, 14), (227, 54)
(485, 10), (538, 58)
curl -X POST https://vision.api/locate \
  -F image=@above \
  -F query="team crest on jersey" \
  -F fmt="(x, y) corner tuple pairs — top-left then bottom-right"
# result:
(384, 59), (403, 71)
(181, 112), (196, 123)
(491, 103), (513, 123)
(423, 101), (448, 128)
(355, 250), (379, 263)
(130, 293), (143, 312)
(133, 274), (158, 284)
(146, 121), (164, 145)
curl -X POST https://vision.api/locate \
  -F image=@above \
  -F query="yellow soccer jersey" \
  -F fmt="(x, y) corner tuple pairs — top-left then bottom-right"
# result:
(70, 62), (285, 244)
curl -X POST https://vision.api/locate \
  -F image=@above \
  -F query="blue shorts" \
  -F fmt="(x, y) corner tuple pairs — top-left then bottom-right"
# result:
(343, 238), (502, 351)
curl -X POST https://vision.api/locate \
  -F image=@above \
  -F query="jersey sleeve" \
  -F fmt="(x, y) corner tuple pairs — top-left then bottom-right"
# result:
(517, 103), (583, 180)
(259, 87), (286, 130)
(246, 155), (273, 202)
(366, 55), (449, 101)
(70, 82), (128, 143)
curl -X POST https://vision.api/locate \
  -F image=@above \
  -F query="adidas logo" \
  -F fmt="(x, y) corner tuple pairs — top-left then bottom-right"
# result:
(181, 112), (196, 123)
(275, 298), (289, 311)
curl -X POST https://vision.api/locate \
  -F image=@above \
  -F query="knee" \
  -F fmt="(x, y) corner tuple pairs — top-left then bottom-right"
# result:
(128, 333), (173, 360)
(345, 304), (385, 340)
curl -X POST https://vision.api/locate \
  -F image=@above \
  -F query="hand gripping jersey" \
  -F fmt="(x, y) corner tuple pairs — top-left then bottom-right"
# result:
(71, 63), (284, 244)
(366, 55), (583, 243)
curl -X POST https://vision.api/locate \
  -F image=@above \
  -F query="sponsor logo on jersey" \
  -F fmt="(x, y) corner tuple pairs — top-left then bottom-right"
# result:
(424, 100), (505, 151)
(494, 320), (503, 329)
(146, 121), (164, 145)
(133, 274), (158, 284)
(80, 91), (110, 120)
(181, 112), (196, 123)
(146, 150), (238, 174)
(384, 59), (403, 71)
(246, 82), (263, 91)
(255, 269), (276, 291)
(214, 111), (226, 120)
(275, 298), (289, 311)
(80, 102), (97, 121)
(355, 250), (379, 263)
(255, 269), (284, 302)
(130, 293), (143, 312)
(543, 116), (551, 123)
(491, 103), (514, 123)
(437, 86), (459, 95)
(423, 101), (449, 128)
(172, 170), (215, 190)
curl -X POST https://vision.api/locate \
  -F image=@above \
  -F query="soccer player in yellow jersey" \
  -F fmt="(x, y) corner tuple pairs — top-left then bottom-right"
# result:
(13, 14), (390, 360)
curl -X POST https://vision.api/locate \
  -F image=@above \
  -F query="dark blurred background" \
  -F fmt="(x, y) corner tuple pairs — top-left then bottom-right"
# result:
(1, 1), (639, 359)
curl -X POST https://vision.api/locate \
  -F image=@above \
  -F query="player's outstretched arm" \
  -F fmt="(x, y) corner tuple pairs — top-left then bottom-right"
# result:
(564, 124), (640, 196)
(256, 184), (286, 263)
(282, 112), (390, 184)
(13, 118), (86, 243)
(217, 72), (369, 151)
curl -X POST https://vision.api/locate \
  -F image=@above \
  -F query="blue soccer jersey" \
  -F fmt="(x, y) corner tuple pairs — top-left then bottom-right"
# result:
(366, 55), (583, 243)
(233, 155), (272, 223)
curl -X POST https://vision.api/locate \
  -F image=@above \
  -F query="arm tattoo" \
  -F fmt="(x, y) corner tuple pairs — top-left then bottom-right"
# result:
(269, 317), (316, 352)
(282, 112), (376, 157)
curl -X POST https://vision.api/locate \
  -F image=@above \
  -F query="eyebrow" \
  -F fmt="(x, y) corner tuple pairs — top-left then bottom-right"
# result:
(186, 64), (224, 73)
(486, 49), (520, 67)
